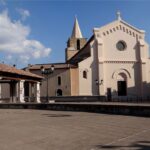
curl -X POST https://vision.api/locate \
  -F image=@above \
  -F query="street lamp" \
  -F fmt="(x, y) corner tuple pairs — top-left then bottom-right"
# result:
(95, 79), (103, 85)
(41, 65), (55, 102)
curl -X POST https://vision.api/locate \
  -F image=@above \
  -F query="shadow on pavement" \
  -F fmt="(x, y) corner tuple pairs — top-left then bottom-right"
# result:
(42, 114), (72, 117)
(95, 141), (150, 150)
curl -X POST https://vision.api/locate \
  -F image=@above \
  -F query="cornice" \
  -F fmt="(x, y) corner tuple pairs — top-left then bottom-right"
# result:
(99, 60), (146, 64)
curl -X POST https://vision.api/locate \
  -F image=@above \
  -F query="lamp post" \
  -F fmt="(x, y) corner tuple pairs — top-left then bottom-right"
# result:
(95, 79), (103, 96)
(95, 79), (103, 85)
(41, 65), (55, 102)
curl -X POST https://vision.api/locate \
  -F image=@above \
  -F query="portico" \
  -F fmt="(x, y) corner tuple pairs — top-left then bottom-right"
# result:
(0, 63), (43, 103)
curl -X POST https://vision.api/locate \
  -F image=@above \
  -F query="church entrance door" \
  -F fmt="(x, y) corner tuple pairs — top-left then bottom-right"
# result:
(117, 81), (127, 96)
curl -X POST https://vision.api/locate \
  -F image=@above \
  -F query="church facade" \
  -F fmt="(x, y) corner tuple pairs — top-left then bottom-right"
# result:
(26, 12), (150, 100)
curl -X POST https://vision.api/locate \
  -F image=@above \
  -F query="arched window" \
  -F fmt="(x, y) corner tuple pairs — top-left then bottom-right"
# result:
(58, 76), (61, 86)
(83, 71), (87, 79)
(77, 39), (80, 50)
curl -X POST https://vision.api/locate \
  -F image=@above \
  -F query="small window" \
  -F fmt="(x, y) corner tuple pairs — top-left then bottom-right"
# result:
(77, 39), (80, 50)
(83, 71), (87, 79)
(58, 76), (61, 85)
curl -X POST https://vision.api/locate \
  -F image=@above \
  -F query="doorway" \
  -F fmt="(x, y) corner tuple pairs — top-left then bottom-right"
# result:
(117, 81), (127, 96)
(56, 89), (63, 96)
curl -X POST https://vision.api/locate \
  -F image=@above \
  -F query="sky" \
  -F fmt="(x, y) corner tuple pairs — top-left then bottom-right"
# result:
(0, 0), (150, 68)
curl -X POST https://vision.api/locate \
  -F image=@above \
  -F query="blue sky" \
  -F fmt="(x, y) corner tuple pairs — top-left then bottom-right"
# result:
(0, 0), (150, 68)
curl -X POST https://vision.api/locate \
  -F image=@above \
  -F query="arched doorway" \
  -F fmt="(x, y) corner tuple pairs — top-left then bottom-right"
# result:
(56, 89), (63, 96)
(117, 73), (127, 96)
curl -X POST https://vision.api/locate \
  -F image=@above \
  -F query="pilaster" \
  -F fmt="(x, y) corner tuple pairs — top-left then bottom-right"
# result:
(138, 39), (148, 97)
(94, 29), (105, 95)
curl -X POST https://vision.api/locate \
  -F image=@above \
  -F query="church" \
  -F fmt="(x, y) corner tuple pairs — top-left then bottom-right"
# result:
(26, 12), (150, 100)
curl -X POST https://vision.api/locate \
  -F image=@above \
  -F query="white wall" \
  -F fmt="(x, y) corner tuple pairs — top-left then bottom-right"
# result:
(78, 41), (99, 95)
(93, 20), (150, 98)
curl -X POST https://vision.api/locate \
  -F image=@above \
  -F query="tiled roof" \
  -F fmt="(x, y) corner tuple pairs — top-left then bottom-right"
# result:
(26, 63), (77, 70)
(0, 63), (43, 79)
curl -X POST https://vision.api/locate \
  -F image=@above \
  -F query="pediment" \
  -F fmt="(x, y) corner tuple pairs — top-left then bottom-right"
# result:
(94, 19), (145, 39)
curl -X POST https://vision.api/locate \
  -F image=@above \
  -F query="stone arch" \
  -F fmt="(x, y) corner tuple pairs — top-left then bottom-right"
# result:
(117, 73), (127, 81)
(112, 69), (131, 80)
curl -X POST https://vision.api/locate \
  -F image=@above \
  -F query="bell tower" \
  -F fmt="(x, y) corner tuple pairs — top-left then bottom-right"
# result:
(65, 17), (87, 61)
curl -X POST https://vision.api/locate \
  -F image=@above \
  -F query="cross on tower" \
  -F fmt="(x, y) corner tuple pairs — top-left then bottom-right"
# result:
(117, 11), (121, 21)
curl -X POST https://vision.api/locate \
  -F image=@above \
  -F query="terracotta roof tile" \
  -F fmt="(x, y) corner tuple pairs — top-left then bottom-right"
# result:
(26, 63), (77, 70)
(0, 63), (43, 79)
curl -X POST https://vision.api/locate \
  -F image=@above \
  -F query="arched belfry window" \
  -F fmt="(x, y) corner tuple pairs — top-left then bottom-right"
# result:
(58, 76), (61, 86)
(83, 70), (87, 79)
(77, 39), (80, 50)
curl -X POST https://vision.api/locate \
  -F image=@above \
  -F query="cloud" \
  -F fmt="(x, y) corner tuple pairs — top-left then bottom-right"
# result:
(19, 55), (30, 64)
(0, 10), (51, 65)
(17, 8), (30, 21)
(0, 0), (6, 5)
(6, 55), (12, 60)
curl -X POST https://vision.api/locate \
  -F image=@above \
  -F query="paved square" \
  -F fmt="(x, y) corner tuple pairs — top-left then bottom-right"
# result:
(0, 109), (149, 150)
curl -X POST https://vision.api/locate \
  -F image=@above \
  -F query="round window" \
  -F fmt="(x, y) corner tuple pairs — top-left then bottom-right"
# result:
(116, 41), (127, 51)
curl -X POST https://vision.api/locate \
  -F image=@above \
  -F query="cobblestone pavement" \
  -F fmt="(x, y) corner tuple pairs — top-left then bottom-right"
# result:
(0, 109), (149, 150)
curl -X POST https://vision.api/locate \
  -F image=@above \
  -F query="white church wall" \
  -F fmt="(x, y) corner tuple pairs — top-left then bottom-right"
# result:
(145, 59), (150, 97)
(71, 16), (150, 99)
(93, 19), (150, 99)
(102, 28), (138, 62)
(78, 41), (99, 95)
(103, 63), (140, 97)
(78, 58), (92, 95)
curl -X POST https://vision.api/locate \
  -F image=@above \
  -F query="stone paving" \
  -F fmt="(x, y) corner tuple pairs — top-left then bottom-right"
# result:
(0, 109), (149, 150)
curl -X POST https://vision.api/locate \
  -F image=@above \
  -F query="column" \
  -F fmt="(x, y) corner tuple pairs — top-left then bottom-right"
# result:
(36, 82), (41, 103)
(19, 80), (25, 103)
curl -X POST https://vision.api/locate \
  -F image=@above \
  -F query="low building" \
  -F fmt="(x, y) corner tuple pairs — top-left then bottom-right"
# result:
(0, 63), (43, 103)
